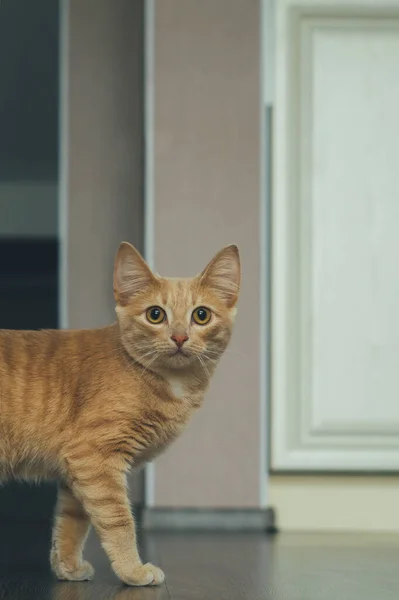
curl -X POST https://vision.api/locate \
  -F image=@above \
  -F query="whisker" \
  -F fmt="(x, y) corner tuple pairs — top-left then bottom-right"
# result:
(137, 352), (159, 377)
(102, 344), (155, 358)
(199, 347), (247, 358)
(135, 349), (159, 363)
(196, 355), (211, 379)
(203, 355), (219, 366)
(108, 345), (160, 379)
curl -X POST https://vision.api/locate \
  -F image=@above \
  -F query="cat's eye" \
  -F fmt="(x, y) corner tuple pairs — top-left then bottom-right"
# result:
(192, 306), (212, 325)
(146, 306), (166, 324)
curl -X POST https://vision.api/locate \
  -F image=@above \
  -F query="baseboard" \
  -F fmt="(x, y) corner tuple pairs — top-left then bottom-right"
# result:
(141, 507), (276, 532)
(270, 474), (399, 532)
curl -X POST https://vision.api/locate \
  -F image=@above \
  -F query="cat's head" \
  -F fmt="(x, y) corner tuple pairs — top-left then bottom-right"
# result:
(113, 242), (240, 373)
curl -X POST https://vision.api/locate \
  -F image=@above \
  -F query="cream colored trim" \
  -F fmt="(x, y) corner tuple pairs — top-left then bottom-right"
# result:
(270, 475), (399, 532)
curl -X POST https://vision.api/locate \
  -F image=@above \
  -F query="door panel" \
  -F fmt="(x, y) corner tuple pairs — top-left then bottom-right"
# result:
(272, 0), (399, 470)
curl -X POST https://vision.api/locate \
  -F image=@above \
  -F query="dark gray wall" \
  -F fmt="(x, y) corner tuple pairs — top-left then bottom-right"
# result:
(0, 0), (59, 182)
(0, 0), (59, 520)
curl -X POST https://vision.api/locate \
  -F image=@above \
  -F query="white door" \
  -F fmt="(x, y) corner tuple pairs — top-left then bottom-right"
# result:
(271, 0), (399, 471)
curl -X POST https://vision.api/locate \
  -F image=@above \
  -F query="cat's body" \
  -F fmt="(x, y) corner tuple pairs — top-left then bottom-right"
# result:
(0, 243), (240, 586)
(0, 325), (202, 482)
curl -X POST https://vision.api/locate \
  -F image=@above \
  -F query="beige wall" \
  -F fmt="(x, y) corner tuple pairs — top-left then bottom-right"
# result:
(151, 0), (264, 508)
(60, 0), (145, 501)
(61, 0), (144, 329)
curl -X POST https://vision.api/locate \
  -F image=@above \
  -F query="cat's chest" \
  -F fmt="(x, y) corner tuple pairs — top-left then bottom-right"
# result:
(166, 377), (187, 401)
(130, 379), (201, 464)
(123, 374), (206, 468)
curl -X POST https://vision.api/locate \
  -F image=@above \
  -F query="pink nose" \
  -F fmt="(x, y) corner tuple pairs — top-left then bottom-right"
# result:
(171, 334), (189, 348)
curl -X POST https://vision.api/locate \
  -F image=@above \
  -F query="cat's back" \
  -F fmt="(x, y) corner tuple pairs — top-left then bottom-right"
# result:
(0, 326), (116, 374)
(0, 327), (116, 431)
(0, 329), (72, 422)
(0, 327), (72, 380)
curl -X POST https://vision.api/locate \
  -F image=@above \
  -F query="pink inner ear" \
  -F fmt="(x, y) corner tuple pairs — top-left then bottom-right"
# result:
(114, 244), (155, 303)
(201, 248), (240, 308)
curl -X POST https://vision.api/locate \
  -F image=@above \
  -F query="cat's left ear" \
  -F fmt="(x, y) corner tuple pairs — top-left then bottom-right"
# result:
(114, 242), (156, 305)
(200, 245), (241, 308)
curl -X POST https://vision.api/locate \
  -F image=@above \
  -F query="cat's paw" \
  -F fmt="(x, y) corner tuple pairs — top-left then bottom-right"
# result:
(52, 558), (95, 582)
(122, 562), (165, 586)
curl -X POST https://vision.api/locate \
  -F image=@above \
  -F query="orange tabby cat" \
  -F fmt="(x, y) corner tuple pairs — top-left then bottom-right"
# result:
(0, 242), (240, 586)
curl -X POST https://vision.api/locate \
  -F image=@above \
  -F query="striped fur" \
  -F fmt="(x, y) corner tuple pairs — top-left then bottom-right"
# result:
(0, 242), (240, 586)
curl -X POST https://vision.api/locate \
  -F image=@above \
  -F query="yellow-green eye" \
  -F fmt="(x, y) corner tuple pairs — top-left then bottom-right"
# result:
(146, 306), (166, 324)
(192, 306), (212, 325)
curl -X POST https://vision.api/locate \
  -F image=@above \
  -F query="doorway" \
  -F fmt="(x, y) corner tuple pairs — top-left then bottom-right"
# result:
(0, 0), (146, 518)
(0, 0), (59, 519)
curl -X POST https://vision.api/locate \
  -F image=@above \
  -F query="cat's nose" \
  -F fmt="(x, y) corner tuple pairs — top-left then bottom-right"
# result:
(171, 334), (189, 348)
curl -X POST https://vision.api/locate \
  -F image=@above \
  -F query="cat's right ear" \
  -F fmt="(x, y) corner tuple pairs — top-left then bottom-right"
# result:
(114, 242), (155, 305)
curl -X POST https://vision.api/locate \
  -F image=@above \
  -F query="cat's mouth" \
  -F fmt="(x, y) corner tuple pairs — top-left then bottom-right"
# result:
(169, 348), (189, 357)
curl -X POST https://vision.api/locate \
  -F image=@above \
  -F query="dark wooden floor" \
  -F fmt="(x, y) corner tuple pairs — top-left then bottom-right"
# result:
(1, 521), (399, 599)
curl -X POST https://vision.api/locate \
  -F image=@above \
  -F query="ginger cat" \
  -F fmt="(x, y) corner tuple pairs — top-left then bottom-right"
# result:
(0, 242), (240, 586)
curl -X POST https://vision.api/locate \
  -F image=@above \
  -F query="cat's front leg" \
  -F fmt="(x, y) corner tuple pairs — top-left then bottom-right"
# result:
(68, 461), (164, 587)
(51, 483), (94, 581)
